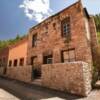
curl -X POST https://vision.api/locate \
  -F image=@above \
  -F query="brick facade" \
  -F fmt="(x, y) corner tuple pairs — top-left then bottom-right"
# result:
(27, 1), (93, 72)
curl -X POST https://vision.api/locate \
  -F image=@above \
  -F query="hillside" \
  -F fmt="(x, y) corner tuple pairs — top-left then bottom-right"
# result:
(97, 32), (100, 44)
(94, 14), (100, 44)
(0, 35), (25, 49)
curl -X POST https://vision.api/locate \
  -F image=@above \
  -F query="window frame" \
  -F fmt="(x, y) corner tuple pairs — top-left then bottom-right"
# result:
(43, 55), (53, 64)
(32, 34), (37, 47)
(53, 23), (56, 30)
(61, 17), (71, 38)
(61, 49), (76, 63)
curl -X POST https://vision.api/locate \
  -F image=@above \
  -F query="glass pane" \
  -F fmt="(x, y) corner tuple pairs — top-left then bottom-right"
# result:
(47, 58), (52, 64)
(32, 34), (37, 47)
(69, 50), (75, 62)
(63, 51), (69, 60)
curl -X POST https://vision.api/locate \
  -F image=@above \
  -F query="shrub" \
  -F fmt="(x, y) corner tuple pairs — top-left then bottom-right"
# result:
(92, 45), (100, 87)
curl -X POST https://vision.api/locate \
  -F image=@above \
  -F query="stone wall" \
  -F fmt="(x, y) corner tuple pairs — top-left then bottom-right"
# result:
(6, 65), (32, 82)
(42, 62), (91, 96)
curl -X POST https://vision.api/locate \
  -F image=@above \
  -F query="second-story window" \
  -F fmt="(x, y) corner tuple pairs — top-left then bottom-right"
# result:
(61, 17), (70, 38)
(32, 34), (37, 47)
(53, 23), (56, 30)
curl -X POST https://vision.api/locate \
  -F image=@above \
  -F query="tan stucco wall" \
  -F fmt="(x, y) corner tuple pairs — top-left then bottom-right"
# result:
(8, 40), (28, 66)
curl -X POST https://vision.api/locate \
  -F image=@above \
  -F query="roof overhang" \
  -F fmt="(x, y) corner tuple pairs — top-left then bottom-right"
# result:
(84, 8), (90, 19)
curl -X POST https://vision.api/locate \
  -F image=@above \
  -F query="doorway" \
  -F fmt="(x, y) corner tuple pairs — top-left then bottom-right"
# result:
(31, 56), (41, 80)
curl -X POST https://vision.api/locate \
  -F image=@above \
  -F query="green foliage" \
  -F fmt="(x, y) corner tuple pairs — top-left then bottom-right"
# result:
(0, 34), (24, 49)
(94, 14), (100, 32)
(92, 46), (100, 86)
(97, 32), (100, 44)
(94, 14), (100, 44)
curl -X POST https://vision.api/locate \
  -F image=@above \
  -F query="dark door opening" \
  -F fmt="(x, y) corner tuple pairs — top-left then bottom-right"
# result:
(32, 68), (41, 80)
(31, 56), (41, 80)
(3, 67), (7, 75)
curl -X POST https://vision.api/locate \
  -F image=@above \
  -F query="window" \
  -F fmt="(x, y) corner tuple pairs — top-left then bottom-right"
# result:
(43, 55), (53, 64)
(61, 17), (70, 37)
(45, 24), (48, 34)
(13, 59), (18, 67)
(61, 49), (75, 62)
(9, 60), (12, 67)
(19, 58), (24, 66)
(32, 34), (37, 47)
(53, 23), (56, 30)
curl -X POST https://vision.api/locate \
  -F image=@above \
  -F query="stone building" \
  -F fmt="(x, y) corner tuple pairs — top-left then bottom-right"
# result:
(0, 0), (98, 96)
(0, 47), (9, 75)
(27, 0), (98, 96)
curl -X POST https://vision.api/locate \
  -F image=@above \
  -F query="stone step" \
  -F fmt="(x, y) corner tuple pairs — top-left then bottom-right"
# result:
(32, 79), (42, 86)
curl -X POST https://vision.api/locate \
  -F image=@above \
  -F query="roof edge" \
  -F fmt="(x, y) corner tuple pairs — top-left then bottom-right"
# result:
(30, 0), (82, 31)
(9, 36), (28, 49)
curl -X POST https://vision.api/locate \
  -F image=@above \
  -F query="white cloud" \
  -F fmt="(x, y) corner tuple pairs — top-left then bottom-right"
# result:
(19, 0), (52, 22)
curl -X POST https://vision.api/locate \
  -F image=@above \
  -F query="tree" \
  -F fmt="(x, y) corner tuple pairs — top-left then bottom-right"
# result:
(0, 34), (23, 49)
(94, 14), (100, 32)
(91, 45), (100, 87)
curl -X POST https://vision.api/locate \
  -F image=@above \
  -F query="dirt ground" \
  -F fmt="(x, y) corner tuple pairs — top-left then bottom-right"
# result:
(0, 77), (100, 100)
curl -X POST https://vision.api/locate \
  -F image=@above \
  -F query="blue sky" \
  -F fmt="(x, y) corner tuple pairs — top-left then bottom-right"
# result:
(0, 0), (100, 40)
